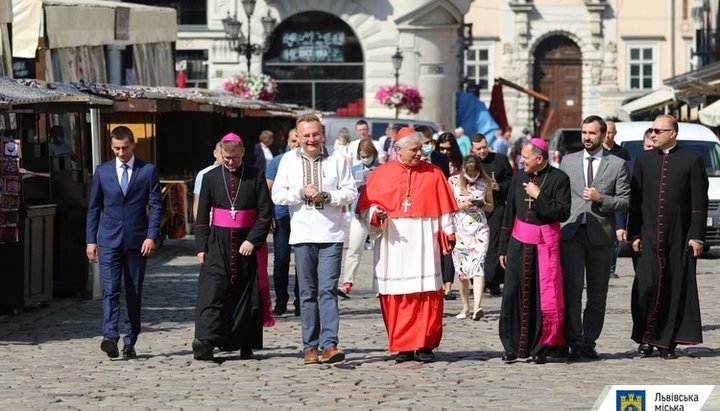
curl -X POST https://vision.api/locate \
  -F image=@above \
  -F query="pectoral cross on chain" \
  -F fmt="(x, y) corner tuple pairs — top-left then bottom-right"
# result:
(524, 196), (534, 209)
(402, 198), (411, 213)
(229, 206), (238, 220)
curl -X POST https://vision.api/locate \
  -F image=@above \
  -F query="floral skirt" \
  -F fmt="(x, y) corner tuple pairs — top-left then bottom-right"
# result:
(451, 224), (490, 280)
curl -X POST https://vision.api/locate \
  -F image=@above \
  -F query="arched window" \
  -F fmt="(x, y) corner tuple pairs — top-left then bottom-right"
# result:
(263, 11), (363, 112)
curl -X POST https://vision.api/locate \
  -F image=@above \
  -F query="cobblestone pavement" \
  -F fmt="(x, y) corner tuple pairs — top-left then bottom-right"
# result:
(1, 235), (719, 410)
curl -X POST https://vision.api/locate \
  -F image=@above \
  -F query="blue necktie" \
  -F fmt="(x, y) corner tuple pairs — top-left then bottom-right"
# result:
(120, 163), (129, 195)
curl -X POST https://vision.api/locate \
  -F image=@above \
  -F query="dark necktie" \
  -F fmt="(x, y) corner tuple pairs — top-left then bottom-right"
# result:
(586, 157), (594, 187)
(120, 163), (129, 195)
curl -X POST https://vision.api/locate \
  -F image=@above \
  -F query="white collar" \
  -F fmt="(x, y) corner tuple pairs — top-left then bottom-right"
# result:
(584, 149), (603, 161)
(116, 156), (135, 169)
(662, 144), (677, 154)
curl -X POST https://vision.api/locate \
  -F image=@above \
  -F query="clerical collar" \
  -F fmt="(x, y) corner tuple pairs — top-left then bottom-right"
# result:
(529, 163), (549, 177)
(224, 164), (243, 173)
(661, 144), (677, 154)
(395, 157), (418, 169)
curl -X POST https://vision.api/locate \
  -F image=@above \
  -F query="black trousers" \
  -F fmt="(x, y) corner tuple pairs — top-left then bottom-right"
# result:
(560, 225), (612, 349)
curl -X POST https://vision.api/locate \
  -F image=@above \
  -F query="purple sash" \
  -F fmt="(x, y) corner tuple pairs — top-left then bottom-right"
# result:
(212, 208), (256, 228)
(511, 217), (565, 347)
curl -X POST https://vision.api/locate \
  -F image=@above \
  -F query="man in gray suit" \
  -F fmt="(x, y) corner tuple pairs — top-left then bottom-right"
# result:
(559, 115), (630, 360)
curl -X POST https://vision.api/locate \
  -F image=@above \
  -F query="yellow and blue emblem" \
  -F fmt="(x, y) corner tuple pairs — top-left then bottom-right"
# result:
(617, 390), (645, 411)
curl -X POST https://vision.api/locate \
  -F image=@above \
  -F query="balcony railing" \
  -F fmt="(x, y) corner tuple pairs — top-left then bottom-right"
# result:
(695, 28), (720, 66)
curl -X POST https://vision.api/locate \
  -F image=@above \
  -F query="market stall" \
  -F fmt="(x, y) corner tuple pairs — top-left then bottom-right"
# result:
(0, 76), (112, 308)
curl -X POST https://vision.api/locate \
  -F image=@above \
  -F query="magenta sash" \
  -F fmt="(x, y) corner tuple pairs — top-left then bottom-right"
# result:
(212, 208), (256, 228)
(511, 217), (565, 347)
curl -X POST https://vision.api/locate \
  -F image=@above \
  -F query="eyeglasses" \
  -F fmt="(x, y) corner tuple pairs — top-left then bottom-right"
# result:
(647, 128), (673, 135)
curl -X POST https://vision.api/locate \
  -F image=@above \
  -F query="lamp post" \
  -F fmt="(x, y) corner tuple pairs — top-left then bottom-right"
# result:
(222, 0), (277, 72)
(391, 47), (403, 119)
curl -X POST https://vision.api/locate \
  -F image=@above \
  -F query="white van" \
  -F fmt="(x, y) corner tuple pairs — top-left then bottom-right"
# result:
(321, 116), (438, 154)
(614, 121), (720, 249)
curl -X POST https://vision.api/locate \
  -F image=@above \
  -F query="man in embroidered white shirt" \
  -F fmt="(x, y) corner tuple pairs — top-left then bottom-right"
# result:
(271, 114), (357, 365)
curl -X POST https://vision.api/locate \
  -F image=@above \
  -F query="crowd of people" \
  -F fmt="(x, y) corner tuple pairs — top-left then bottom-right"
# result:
(86, 113), (708, 366)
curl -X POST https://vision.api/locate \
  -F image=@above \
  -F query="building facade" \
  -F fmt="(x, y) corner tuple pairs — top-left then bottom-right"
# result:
(169, 0), (471, 131)
(465, 0), (699, 136)
(164, 0), (713, 136)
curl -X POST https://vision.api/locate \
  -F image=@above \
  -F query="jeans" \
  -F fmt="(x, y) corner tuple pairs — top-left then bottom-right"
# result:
(273, 215), (299, 308)
(294, 242), (343, 351)
(609, 239), (619, 274)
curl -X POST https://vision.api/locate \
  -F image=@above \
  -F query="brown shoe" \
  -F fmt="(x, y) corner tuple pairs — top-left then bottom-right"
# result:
(303, 348), (320, 365)
(321, 346), (346, 364)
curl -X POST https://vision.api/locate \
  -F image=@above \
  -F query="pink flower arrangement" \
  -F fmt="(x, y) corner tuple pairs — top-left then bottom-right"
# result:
(374, 85), (423, 114)
(223, 72), (278, 101)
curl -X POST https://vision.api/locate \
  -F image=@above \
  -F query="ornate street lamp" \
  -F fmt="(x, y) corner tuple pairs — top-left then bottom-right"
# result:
(222, 0), (277, 72)
(391, 47), (403, 118)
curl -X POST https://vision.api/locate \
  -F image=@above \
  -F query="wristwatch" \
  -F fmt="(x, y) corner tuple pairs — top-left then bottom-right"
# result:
(320, 191), (331, 204)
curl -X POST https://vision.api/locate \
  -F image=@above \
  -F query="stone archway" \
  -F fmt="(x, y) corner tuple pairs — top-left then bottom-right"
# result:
(533, 35), (582, 134)
(262, 11), (364, 112)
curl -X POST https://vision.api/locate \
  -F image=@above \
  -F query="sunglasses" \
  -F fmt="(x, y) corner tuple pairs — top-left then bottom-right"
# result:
(647, 128), (673, 135)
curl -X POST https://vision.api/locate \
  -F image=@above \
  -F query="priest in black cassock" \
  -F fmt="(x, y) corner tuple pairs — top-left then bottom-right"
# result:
(498, 138), (571, 364)
(470, 133), (514, 295)
(627, 114), (708, 360)
(192, 133), (272, 361)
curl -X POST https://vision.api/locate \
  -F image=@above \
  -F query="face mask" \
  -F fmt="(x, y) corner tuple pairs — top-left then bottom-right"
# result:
(464, 173), (478, 183)
(360, 156), (374, 166)
(421, 144), (433, 156)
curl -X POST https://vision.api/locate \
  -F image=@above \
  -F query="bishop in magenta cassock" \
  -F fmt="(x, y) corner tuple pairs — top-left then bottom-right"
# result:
(192, 133), (273, 361)
(498, 138), (571, 364)
(356, 127), (458, 363)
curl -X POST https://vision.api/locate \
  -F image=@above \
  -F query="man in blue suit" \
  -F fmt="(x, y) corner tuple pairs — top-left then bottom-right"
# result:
(86, 126), (163, 359)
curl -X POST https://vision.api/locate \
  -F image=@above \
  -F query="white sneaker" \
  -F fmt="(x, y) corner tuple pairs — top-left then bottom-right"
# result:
(455, 312), (468, 319)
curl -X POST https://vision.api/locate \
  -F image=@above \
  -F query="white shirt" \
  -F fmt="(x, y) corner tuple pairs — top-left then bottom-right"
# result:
(262, 145), (273, 168)
(347, 138), (384, 167)
(194, 163), (219, 194)
(116, 156), (135, 185)
(272, 148), (358, 244)
(583, 149), (603, 187)
(582, 150), (603, 224)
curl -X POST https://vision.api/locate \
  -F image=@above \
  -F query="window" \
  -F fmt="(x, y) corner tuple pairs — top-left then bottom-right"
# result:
(263, 11), (363, 111)
(627, 44), (657, 90)
(176, 50), (208, 88)
(465, 44), (493, 92)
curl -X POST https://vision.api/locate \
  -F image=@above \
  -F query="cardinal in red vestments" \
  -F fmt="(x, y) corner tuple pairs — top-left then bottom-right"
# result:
(356, 127), (458, 363)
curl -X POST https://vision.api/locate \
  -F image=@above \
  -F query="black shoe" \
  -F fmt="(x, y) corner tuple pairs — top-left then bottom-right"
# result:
(122, 345), (137, 359)
(192, 339), (214, 361)
(502, 351), (517, 362)
(395, 351), (415, 363)
(567, 347), (582, 360)
(638, 343), (654, 357)
(272, 304), (287, 316)
(443, 293), (457, 301)
(416, 348), (436, 363)
(240, 348), (255, 360)
(580, 346), (600, 360)
(294, 305), (301, 316)
(532, 346), (550, 364)
(659, 348), (678, 360)
(100, 338), (119, 359)
(488, 285), (502, 296)
(610, 273), (620, 279)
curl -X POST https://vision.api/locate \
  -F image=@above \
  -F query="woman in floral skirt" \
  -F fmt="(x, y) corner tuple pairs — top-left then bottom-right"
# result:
(449, 155), (494, 320)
